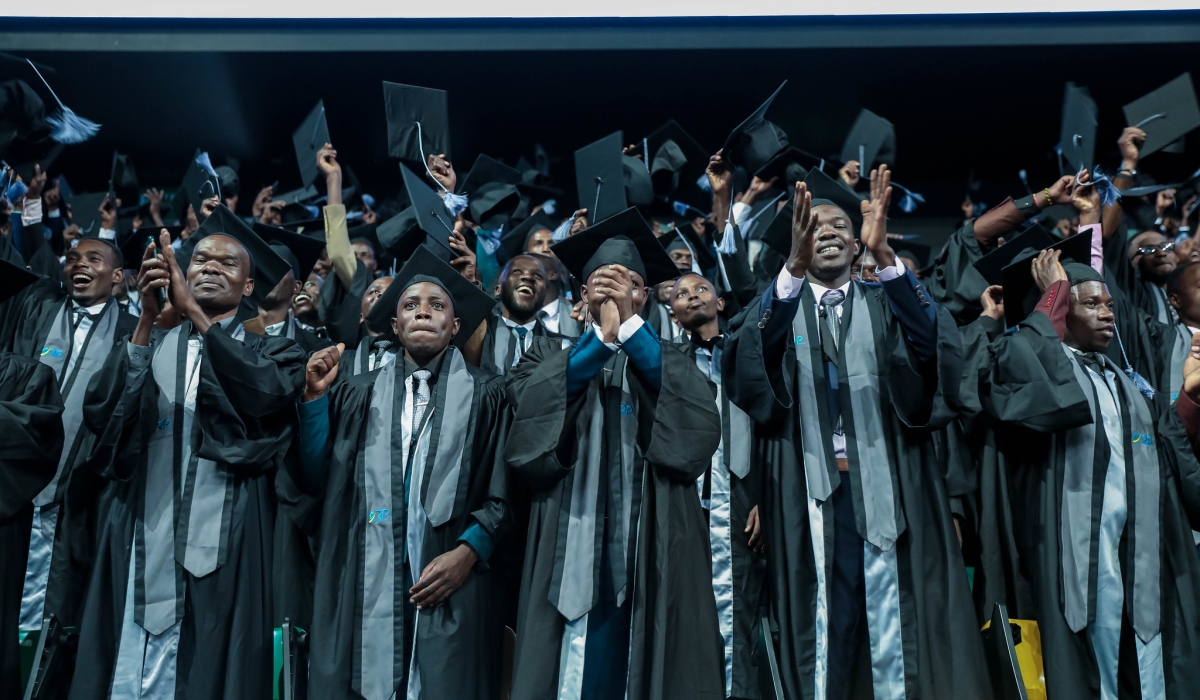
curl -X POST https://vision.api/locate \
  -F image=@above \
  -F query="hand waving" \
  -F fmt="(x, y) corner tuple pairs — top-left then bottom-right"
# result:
(860, 166), (894, 268)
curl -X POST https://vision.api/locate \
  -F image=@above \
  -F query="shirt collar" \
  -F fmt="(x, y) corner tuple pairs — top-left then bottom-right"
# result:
(501, 315), (537, 331)
(807, 278), (850, 300)
(403, 349), (446, 381)
(265, 320), (287, 336)
(539, 298), (560, 320)
(72, 299), (107, 315)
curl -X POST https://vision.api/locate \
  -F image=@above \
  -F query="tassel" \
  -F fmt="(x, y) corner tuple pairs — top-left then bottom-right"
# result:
(26, 59), (99, 145)
(1113, 323), (1155, 400)
(673, 200), (690, 217)
(696, 173), (712, 193)
(304, 204), (320, 219)
(1089, 166), (1121, 207)
(1018, 169), (1032, 195)
(441, 190), (468, 217)
(362, 193), (376, 208)
(541, 199), (557, 216)
(5, 180), (27, 204)
(716, 202), (738, 255)
(892, 183), (925, 213)
(552, 212), (578, 242)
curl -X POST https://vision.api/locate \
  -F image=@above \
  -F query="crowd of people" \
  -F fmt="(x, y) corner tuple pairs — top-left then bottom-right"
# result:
(4, 72), (1200, 700)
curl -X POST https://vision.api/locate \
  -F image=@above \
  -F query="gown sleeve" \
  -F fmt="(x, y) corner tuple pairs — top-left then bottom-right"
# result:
(0, 354), (65, 519)
(504, 336), (581, 490)
(318, 257), (372, 347)
(82, 340), (159, 481)
(644, 341), (722, 482)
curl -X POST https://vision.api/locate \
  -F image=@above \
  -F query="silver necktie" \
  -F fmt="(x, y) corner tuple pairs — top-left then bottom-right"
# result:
(819, 289), (846, 350)
(411, 369), (432, 439)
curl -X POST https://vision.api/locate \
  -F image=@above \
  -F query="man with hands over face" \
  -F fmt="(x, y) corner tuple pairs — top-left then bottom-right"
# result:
(506, 208), (724, 700)
(70, 212), (306, 700)
(295, 246), (511, 700)
(724, 167), (987, 700)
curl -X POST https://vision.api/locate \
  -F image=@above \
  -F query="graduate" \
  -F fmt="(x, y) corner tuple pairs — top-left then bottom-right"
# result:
(254, 222), (334, 355)
(479, 253), (568, 376)
(531, 251), (583, 338)
(969, 244), (1200, 699)
(668, 270), (764, 700)
(71, 209), (306, 699)
(3, 167), (139, 645)
(296, 245), (510, 699)
(0, 259), (65, 700)
(724, 167), (989, 700)
(506, 208), (724, 700)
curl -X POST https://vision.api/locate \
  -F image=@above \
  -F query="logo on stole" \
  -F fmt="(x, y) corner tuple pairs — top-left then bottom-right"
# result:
(794, 335), (805, 346)
(157, 419), (171, 431)
(619, 404), (634, 415)
(41, 347), (65, 359)
(368, 508), (391, 523)
(1131, 432), (1155, 447)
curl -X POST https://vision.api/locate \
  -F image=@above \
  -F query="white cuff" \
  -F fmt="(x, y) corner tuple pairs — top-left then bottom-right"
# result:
(99, 227), (117, 241)
(732, 201), (751, 228)
(21, 198), (42, 226)
(875, 258), (906, 282)
(48, 208), (61, 218)
(615, 314), (645, 345)
(774, 269), (805, 300)
(591, 323), (619, 352)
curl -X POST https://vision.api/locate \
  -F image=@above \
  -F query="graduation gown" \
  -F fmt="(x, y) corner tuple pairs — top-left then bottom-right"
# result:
(505, 333), (725, 700)
(70, 314), (306, 700)
(6, 284), (138, 632)
(0, 354), (64, 700)
(969, 310), (1200, 699)
(304, 348), (511, 700)
(724, 278), (991, 700)
(479, 306), (569, 377)
(318, 258), (372, 348)
(268, 313), (334, 356)
(685, 337), (765, 699)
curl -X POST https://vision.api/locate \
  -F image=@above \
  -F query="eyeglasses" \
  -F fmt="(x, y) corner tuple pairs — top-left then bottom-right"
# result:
(1136, 242), (1176, 256)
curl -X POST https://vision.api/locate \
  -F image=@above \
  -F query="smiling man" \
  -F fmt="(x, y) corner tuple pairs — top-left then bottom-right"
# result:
(970, 246), (1200, 699)
(4, 185), (138, 672)
(71, 206), (306, 700)
(1128, 229), (1180, 325)
(480, 253), (567, 376)
(725, 167), (987, 699)
(669, 271), (763, 700)
(295, 246), (509, 699)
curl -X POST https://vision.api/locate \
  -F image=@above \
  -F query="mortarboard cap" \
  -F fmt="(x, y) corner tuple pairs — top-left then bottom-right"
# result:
(500, 210), (556, 260)
(1060, 83), (1098, 173)
(646, 120), (710, 203)
(293, 100), (330, 188)
(119, 226), (183, 269)
(12, 142), (62, 183)
(458, 154), (521, 196)
(273, 184), (319, 206)
(722, 81), (788, 174)
(189, 204), (292, 301)
(623, 154), (654, 207)
(399, 162), (456, 259)
(891, 241), (933, 270)
(551, 207), (678, 286)
(755, 145), (816, 185)
(67, 191), (108, 234)
(574, 132), (628, 224)
(469, 182), (521, 230)
(839, 109), (896, 174)
(215, 165), (239, 199)
(383, 81), (451, 163)
(176, 150), (222, 224)
(0, 257), (38, 304)
(253, 222), (326, 283)
(366, 244), (495, 348)
(1123, 73), (1200, 159)
(661, 225), (716, 273)
(376, 208), (450, 265)
(1000, 230), (1093, 326)
(972, 224), (1057, 286)
(760, 168), (865, 258)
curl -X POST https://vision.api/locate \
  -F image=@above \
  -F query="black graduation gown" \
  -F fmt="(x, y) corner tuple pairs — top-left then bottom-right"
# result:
(0, 354), (64, 700)
(71, 317), (306, 700)
(304, 357), (512, 699)
(318, 258), (372, 348)
(968, 311), (1200, 699)
(505, 335), (725, 700)
(479, 306), (567, 377)
(723, 284), (992, 700)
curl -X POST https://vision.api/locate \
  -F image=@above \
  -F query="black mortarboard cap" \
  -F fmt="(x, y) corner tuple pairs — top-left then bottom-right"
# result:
(551, 207), (677, 286)
(500, 211), (556, 259)
(759, 168), (865, 258)
(253, 222), (326, 283)
(0, 79), (50, 161)
(273, 184), (320, 206)
(177, 150), (222, 224)
(575, 132), (628, 224)
(68, 192), (108, 234)
(293, 100), (330, 188)
(190, 204), (292, 298)
(366, 244), (495, 348)
(623, 154), (654, 207)
(13, 142), (62, 183)
(399, 162), (456, 259)
(839, 109), (896, 174)
(469, 182), (521, 230)
(661, 225), (716, 272)
(722, 81), (788, 174)
(384, 82), (451, 163)
(376, 207), (419, 252)
(892, 241), (933, 270)
(755, 146), (816, 184)
(119, 226), (183, 269)
(971, 224), (1057, 286)
(1123, 73), (1200, 159)
(458, 153), (521, 196)
(1060, 83), (1098, 173)
(1001, 230), (1093, 326)
(646, 120), (710, 201)
(0, 257), (38, 304)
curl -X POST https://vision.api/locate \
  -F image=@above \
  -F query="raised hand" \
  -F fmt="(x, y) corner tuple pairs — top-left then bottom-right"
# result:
(785, 181), (816, 278)
(980, 285), (1005, 320)
(304, 343), (345, 402)
(200, 195), (220, 220)
(1031, 249), (1067, 292)
(1072, 168), (1102, 226)
(43, 176), (61, 213)
(145, 188), (165, 226)
(568, 209), (589, 236)
(839, 160), (861, 188)
(25, 164), (47, 200)
(448, 224), (478, 284)
(1118, 127), (1146, 169)
(705, 150), (733, 197)
(318, 143), (343, 206)
(860, 166), (895, 268)
(738, 175), (779, 206)
(158, 229), (198, 319)
(100, 194), (120, 231)
(259, 199), (284, 226)
(1047, 175), (1077, 206)
(426, 153), (456, 193)
(590, 264), (635, 325)
(251, 185), (274, 218)
(136, 238), (169, 322)
(1156, 188), (1177, 219)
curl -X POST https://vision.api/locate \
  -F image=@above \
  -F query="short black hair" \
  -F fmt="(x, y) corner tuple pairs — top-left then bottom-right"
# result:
(1167, 260), (1200, 297)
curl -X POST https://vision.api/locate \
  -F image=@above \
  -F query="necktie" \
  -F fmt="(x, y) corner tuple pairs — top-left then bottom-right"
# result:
(513, 326), (529, 365)
(370, 337), (393, 368)
(411, 369), (432, 440)
(819, 289), (846, 359)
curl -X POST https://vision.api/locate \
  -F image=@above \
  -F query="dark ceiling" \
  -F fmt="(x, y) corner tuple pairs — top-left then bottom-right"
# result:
(5, 30), (1200, 226)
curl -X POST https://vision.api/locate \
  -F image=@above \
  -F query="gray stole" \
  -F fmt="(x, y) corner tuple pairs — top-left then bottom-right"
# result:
(356, 348), (475, 700)
(1146, 282), (1175, 326)
(556, 297), (582, 338)
(35, 297), (121, 505)
(551, 353), (640, 621)
(283, 315), (297, 340)
(789, 281), (903, 550)
(137, 321), (244, 635)
(1167, 323), (1192, 402)
(1059, 346), (1161, 642)
(491, 316), (531, 375)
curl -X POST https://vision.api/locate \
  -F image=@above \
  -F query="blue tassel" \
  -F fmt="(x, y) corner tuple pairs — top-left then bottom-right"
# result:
(47, 108), (100, 145)
(362, 194), (376, 208)
(542, 199), (557, 216)
(304, 205), (320, 219)
(696, 174), (712, 193)
(441, 191), (468, 217)
(1090, 166), (1121, 208)
(1018, 169), (1031, 195)
(716, 219), (738, 255)
(1113, 322), (1154, 400)
(5, 180), (27, 204)
(552, 215), (575, 243)
(892, 183), (925, 213)
(673, 200), (690, 217)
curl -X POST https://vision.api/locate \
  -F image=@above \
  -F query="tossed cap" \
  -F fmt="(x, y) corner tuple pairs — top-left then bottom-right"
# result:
(457, 153), (522, 196)
(1123, 72), (1200, 158)
(971, 224), (1057, 286)
(574, 131), (627, 224)
(399, 161), (457, 259)
(551, 207), (678, 286)
(366, 244), (495, 348)
(1060, 83), (1098, 173)
(500, 210), (556, 259)
(839, 109), (896, 174)
(661, 225), (715, 272)
(722, 81), (788, 174)
(1001, 229), (1093, 326)
(292, 100), (330, 188)
(253, 222), (326, 283)
(383, 81), (451, 163)
(0, 257), (38, 304)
